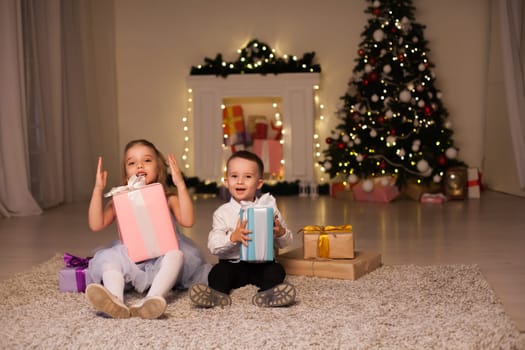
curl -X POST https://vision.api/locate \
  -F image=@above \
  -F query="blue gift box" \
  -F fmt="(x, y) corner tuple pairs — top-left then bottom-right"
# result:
(240, 207), (274, 262)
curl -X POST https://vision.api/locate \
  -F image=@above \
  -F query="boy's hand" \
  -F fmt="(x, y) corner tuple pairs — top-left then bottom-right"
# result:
(230, 219), (252, 246)
(273, 216), (286, 238)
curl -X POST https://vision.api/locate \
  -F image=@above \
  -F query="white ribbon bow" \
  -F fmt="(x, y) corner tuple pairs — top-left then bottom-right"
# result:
(104, 174), (146, 198)
(240, 193), (277, 211)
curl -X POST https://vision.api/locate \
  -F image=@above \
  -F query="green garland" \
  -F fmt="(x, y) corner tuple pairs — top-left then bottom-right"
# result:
(190, 39), (321, 77)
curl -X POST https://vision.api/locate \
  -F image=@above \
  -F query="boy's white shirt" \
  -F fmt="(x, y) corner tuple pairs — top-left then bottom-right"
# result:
(207, 196), (293, 260)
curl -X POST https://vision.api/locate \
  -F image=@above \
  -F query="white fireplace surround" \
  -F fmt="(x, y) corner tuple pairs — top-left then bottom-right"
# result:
(187, 73), (320, 182)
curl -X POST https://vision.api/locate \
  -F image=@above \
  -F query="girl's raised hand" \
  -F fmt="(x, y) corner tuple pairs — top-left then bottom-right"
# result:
(94, 156), (108, 191)
(168, 153), (184, 187)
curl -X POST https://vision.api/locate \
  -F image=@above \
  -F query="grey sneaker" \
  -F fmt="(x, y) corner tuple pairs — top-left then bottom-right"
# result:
(129, 296), (167, 319)
(252, 282), (296, 307)
(189, 284), (232, 308)
(86, 283), (130, 318)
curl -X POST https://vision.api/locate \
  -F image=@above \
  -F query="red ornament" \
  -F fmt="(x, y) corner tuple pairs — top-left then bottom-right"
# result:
(398, 54), (405, 62)
(369, 72), (378, 82)
(380, 161), (387, 169)
(378, 115), (385, 124)
(369, 57), (376, 66)
(373, 8), (381, 16)
(438, 155), (447, 166)
(358, 49), (365, 56)
(363, 79), (369, 86)
(424, 106), (433, 116)
(326, 137), (333, 144)
(337, 142), (345, 150)
(390, 128), (396, 136)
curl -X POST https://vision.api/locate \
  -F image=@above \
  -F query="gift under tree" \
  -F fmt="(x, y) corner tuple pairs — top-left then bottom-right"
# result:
(320, 0), (466, 198)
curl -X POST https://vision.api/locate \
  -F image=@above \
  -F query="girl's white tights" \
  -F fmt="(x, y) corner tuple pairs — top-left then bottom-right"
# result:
(102, 269), (125, 302)
(147, 249), (184, 298)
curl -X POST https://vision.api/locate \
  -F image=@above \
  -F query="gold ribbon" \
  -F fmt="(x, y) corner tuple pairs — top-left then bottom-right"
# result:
(299, 224), (352, 258)
(299, 224), (352, 233)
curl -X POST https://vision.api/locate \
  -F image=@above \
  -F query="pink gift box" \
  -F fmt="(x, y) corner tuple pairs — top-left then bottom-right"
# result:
(352, 179), (400, 202)
(252, 139), (283, 176)
(113, 183), (179, 262)
(421, 193), (447, 204)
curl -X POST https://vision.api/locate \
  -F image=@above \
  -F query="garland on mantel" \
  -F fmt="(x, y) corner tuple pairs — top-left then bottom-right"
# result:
(190, 39), (321, 77)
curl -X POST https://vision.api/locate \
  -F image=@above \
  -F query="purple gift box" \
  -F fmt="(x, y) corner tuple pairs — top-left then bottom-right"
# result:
(58, 253), (93, 293)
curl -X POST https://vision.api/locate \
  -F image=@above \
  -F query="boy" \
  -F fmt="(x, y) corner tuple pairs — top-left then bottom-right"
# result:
(190, 150), (296, 307)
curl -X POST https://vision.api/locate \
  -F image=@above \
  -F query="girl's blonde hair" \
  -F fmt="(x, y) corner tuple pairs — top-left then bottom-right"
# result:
(121, 139), (176, 196)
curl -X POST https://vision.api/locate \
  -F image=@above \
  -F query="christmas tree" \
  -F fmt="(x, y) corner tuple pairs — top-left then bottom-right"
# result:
(320, 0), (466, 190)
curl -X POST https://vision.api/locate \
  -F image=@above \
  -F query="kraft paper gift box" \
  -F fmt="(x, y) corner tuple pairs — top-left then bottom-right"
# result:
(59, 253), (93, 292)
(299, 225), (355, 259)
(111, 181), (179, 262)
(352, 177), (400, 202)
(277, 249), (382, 281)
(239, 194), (275, 262)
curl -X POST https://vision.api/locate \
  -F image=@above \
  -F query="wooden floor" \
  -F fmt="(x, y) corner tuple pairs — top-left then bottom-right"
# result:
(1, 190), (524, 333)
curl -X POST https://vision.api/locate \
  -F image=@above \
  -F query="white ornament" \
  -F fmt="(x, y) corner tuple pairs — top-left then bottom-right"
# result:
(385, 109), (393, 119)
(417, 159), (429, 173)
(371, 94), (379, 103)
(323, 161), (332, 170)
(412, 36), (419, 43)
(386, 135), (396, 146)
(362, 179), (374, 192)
(380, 177), (390, 186)
(399, 90), (412, 103)
(418, 63), (426, 71)
(354, 137), (361, 145)
(348, 174), (359, 184)
(433, 174), (442, 183)
(365, 64), (373, 73)
(412, 143), (420, 152)
(383, 64), (392, 74)
(418, 100), (425, 108)
(445, 147), (458, 159)
(342, 134), (350, 143)
(370, 129), (377, 137)
(356, 154), (364, 162)
(347, 141), (354, 147)
(373, 29), (385, 42)
(373, 0), (381, 7)
(397, 148), (406, 157)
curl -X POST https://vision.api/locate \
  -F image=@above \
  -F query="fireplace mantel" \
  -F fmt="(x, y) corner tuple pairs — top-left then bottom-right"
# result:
(187, 73), (320, 182)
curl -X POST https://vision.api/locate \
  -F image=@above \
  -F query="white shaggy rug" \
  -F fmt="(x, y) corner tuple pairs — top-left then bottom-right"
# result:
(0, 255), (522, 350)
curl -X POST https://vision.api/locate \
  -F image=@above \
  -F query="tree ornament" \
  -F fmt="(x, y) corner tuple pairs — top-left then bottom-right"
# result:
(383, 64), (392, 74)
(371, 94), (379, 103)
(418, 63), (426, 71)
(362, 179), (374, 192)
(373, 8), (381, 16)
(399, 90), (412, 103)
(378, 115), (385, 124)
(380, 161), (387, 169)
(358, 49), (365, 56)
(342, 134), (350, 143)
(372, 0), (381, 7)
(370, 129), (378, 137)
(445, 147), (458, 159)
(373, 29), (385, 42)
(417, 159), (429, 173)
(323, 161), (332, 170)
(356, 154), (364, 162)
(385, 109), (393, 119)
(369, 57), (376, 66)
(369, 72), (378, 81)
(348, 174), (359, 184)
(438, 155), (447, 166)
(386, 135), (396, 146)
(433, 174), (442, 183)
(417, 100), (425, 108)
(365, 64), (373, 73)
(424, 106), (433, 116)
(337, 142), (345, 149)
(354, 137), (361, 145)
(326, 137), (333, 144)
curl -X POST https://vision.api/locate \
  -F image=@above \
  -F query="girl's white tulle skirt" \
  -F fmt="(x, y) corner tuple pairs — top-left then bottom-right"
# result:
(88, 230), (211, 293)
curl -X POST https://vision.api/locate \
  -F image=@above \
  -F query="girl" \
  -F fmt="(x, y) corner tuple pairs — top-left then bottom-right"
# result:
(86, 139), (210, 319)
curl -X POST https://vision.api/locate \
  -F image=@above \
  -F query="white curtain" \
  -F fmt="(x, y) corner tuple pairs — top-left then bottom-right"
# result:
(499, 0), (525, 189)
(0, 0), (119, 218)
(0, 0), (42, 217)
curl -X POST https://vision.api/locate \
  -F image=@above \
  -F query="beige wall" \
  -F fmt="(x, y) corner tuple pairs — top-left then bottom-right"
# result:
(113, 0), (521, 194)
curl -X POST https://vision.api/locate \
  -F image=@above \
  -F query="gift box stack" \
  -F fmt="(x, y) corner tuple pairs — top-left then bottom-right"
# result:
(58, 253), (93, 292)
(277, 225), (381, 280)
(248, 115), (283, 178)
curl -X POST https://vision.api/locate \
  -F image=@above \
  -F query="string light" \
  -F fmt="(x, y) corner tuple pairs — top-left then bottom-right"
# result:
(181, 88), (193, 170)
